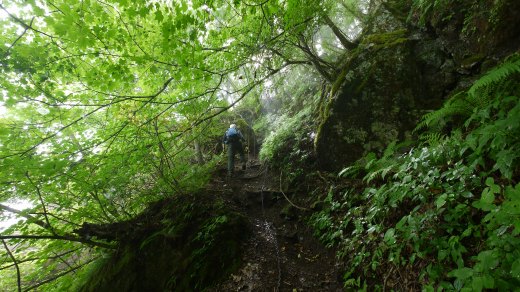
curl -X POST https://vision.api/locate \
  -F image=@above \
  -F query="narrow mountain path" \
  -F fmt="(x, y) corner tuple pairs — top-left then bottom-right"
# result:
(206, 161), (343, 291)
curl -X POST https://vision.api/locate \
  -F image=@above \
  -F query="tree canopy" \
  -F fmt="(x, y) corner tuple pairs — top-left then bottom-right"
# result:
(2, 0), (520, 290)
(0, 0), (364, 289)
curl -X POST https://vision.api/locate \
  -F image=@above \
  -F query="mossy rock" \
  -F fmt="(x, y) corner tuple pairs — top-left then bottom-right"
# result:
(314, 4), (492, 171)
(362, 29), (409, 49)
(315, 38), (423, 170)
(78, 193), (250, 292)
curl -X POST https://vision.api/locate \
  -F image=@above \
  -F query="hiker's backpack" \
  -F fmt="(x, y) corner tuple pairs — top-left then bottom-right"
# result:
(225, 128), (240, 143)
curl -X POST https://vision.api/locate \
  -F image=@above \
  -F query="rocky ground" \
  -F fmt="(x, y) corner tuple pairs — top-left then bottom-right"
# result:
(206, 161), (344, 291)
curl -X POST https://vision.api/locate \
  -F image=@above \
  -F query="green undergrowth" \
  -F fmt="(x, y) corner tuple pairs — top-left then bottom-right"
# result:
(408, 0), (513, 46)
(259, 107), (317, 182)
(77, 192), (249, 291)
(310, 55), (520, 290)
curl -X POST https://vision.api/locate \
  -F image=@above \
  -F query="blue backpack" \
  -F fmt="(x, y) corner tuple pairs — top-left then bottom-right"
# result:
(225, 128), (239, 143)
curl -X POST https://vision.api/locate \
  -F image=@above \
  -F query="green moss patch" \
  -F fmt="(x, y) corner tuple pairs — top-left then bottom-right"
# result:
(362, 29), (409, 51)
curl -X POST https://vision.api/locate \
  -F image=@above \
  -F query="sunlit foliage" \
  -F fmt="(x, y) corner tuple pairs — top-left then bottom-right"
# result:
(0, 0), (364, 289)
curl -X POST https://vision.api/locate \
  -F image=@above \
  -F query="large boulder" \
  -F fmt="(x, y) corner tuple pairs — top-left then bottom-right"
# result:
(314, 1), (520, 171)
(315, 28), (449, 170)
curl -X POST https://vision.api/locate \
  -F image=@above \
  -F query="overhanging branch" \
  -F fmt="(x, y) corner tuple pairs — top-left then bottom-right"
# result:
(2, 239), (21, 292)
(0, 204), (49, 230)
(0, 234), (115, 249)
(24, 256), (99, 291)
(322, 14), (358, 50)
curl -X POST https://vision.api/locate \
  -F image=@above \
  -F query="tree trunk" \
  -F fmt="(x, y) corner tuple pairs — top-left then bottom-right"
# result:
(194, 141), (204, 165)
(322, 14), (358, 50)
(298, 35), (334, 82)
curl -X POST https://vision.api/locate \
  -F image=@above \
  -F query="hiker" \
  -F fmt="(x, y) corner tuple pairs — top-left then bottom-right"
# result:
(223, 124), (246, 176)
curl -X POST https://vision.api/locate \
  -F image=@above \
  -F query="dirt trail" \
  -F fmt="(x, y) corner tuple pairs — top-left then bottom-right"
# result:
(207, 161), (343, 291)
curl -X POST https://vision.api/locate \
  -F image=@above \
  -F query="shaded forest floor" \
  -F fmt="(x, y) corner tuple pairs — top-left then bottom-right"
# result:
(205, 160), (343, 291)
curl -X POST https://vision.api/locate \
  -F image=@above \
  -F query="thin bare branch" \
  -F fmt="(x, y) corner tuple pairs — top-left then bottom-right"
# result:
(0, 235), (115, 249)
(0, 204), (49, 230)
(0, 4), (56, 39)
(2, 239), (21, 292)
(25, 173), (55, 235)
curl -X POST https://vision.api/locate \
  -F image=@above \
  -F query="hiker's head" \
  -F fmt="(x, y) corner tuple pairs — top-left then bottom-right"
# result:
(230, 124), (236, 129)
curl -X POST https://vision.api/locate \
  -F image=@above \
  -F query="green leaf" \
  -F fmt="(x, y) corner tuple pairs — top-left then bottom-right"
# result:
(155, 10), (164, 22)
(435, 194), (447, 209)
(438, 249), (448, 261)
(481, 275), (495, 288)
(449, 267), (473, 280)
(505, 183), (520, 200)
(461, 226), (473, 238)
(481, 188), (495, 205)
(494, 149), (515, 179)
(511, 259), (520, 278)
(477, 250), (499, 270)
(384, 228), (396, 245)
(473, 187), (496, 211)
(485, 177), (494, 187)
(395, 216), (407, 230)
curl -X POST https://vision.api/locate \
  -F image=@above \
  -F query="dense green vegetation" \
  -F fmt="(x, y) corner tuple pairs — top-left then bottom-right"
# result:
(310, 55), (520, 289)
(0, 0), (519, 290)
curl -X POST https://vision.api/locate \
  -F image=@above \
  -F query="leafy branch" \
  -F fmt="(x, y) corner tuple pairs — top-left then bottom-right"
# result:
(23, 256), (100, 291)
(0, 249), (81, 271)
(3, 16), (34, 58)
(0, 204), (50, 230)
(25, 172), (55, 235)
(0, 3), (57, 40)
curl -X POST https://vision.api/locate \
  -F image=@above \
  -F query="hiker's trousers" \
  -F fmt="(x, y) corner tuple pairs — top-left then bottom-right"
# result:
(227, 142), (245, 174)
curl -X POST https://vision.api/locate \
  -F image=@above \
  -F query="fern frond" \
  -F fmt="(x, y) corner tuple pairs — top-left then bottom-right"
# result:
(420, 132), (445, 146)
(417, 55), (520, 133)
(363, 157), (398, 183)
(415, 92), (469, 131)
(338, 165), (362, 178)
(382, 141), (397, 159)
(468, 55), (520, 97)
(364, 167), (385, 183)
